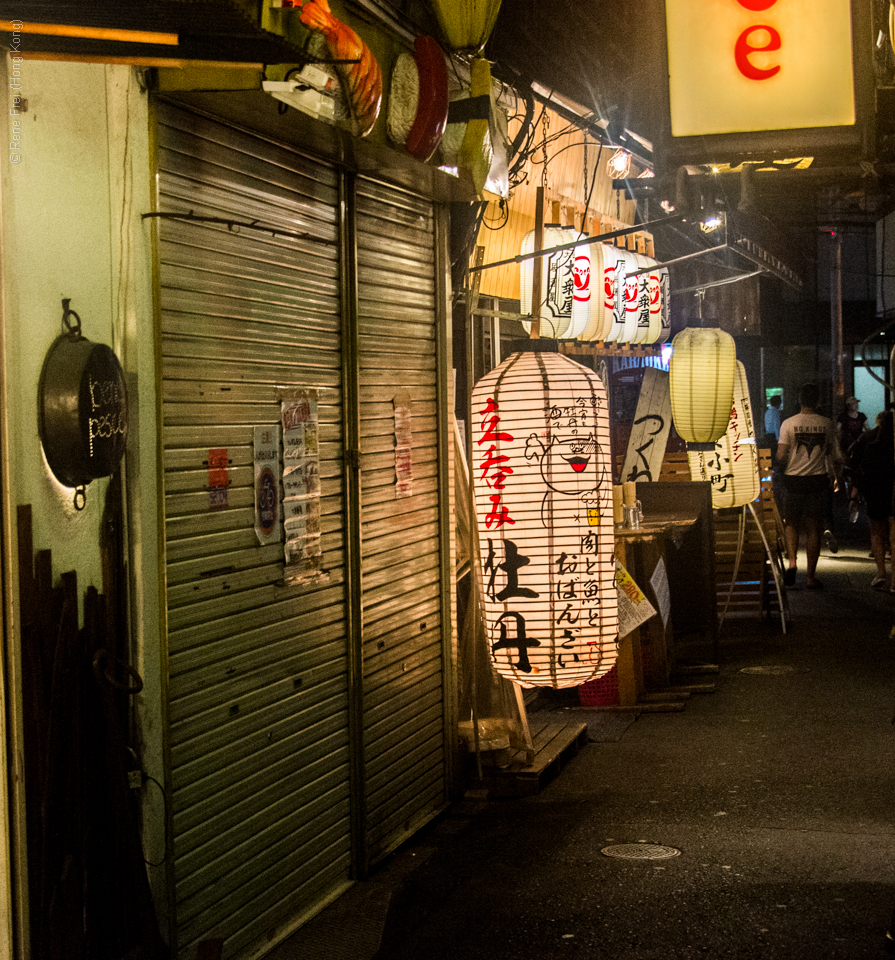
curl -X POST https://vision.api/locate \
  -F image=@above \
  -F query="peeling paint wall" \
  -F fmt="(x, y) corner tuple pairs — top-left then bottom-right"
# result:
(1, 58), (166, 948)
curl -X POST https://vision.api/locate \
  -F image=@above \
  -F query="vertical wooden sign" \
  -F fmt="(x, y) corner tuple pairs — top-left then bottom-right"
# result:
(620, 367), (673, 483)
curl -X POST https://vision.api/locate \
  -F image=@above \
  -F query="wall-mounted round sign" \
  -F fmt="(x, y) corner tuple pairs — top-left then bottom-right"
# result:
(38, 302), (128, 494)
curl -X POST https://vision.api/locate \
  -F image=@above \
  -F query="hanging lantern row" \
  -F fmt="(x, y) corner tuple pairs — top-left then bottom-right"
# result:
(519, 228), (670, 345)
(687, 360), (760, 509)
(470, 349), (619, 689)
(668, 323), (737, 447)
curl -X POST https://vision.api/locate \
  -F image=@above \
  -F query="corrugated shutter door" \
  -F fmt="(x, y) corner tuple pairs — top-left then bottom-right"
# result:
(355, 177), (447, 862)
(157, 104), (352, 958)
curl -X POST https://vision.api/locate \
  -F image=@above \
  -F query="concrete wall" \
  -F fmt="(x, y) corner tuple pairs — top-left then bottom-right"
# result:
(0, 58), (167, 949)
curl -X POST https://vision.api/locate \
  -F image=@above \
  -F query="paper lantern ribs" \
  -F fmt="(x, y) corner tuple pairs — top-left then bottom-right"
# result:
(471, 350), (619, 688)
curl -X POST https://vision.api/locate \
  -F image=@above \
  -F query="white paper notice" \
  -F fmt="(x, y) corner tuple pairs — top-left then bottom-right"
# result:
(650, 556), (671, 629)
(615, 561), (657, 636)
(281, 389), (323, 584)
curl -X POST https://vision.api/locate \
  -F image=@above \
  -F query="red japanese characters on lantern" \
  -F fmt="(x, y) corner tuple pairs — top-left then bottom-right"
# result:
(478, 397), (516, 530)
(471, 350), (618, 688)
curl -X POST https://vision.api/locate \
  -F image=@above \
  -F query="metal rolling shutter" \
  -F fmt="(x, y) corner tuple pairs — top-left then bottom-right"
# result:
(355, 177), (448, 862)
(157, 103), (352, 958)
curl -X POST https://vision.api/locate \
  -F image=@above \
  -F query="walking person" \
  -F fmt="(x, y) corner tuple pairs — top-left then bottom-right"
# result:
(847, 410), (895, 590)
(776, 383), (844, 589)
(838, 396), (868, 521)
(763, 394), (782, 463)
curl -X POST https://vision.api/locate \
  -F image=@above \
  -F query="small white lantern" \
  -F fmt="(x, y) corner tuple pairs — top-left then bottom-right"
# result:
(579, 243), (613, 342)
(669, 323), (737, 446)
(471, 349), (618, 688)
(618, 248), (643, 344)
(656, 266), (671, 344)
(602, 245), (629, 342)
(520, 226), (590, 339)
(688, 361), (760, 508)
(628, 253), (667, 345)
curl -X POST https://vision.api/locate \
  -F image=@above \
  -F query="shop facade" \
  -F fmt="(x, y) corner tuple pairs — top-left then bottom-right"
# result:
(0, 24), (462, 956)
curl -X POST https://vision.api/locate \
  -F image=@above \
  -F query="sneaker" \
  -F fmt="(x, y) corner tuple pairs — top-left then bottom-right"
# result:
(823, 529), (839, 553)
(871, 576), (887, 590)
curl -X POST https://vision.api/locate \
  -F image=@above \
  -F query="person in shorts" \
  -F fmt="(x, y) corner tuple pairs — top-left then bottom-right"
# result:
(776, 383), (843, 589)
(847, 410), (895, 590)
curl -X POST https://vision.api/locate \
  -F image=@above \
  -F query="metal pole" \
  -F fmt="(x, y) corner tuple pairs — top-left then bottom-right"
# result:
(832, 232), (844, 412)
(530, 186), (545, 338)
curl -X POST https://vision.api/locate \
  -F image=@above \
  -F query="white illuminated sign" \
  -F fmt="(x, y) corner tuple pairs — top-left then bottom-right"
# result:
(665, 0), (856, 137)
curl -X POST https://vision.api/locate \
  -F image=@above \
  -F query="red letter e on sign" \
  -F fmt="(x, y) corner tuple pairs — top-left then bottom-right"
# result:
(735, 0), (781, 81)
(735, 25), (782, 80)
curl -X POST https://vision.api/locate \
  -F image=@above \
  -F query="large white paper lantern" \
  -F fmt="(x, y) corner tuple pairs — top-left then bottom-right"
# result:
(669, 324), (737, 446)
(520, 226), (590, 339)
(687, 361), (760, 508)
(471, 349), (618, 687)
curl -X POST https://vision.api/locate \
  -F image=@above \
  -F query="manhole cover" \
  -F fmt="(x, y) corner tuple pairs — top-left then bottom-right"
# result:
(601, 844), (681, 860)
(739, 666), (809, 675)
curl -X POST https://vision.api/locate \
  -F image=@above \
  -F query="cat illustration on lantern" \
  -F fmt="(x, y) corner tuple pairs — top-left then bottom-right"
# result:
(524, 418), (611, 530)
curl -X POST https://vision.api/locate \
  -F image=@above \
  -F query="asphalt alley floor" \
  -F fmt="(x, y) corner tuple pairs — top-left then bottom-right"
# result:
(275, 530), (895, 960)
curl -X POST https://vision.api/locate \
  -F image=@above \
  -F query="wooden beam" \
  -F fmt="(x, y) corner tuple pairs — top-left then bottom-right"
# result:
(19, 51), (263, 69)
(4, 21), (179, 45)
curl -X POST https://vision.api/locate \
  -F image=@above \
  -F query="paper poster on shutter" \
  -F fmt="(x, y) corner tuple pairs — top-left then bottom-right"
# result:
(615, 561), (657, 636)
(281, 389), (324, 583)
(620, 367), (672, 483)
(394, 390), (413, 498)
(253, 425), (282, 545)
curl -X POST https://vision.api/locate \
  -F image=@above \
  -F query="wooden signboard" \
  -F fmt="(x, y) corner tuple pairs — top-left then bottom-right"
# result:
(620, 367), (672, 483)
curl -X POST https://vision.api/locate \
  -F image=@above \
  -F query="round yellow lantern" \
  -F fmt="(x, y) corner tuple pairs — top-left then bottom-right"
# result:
(669, 323), (737, 446)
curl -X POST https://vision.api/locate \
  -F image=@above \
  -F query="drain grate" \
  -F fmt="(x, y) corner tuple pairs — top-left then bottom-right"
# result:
(601, 843), (681, 860)
(740, 666), (809, 675)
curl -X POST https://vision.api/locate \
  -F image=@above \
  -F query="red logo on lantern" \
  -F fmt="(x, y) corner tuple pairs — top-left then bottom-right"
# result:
(648, 273), (661, 315)
(573, 253), (591, 303)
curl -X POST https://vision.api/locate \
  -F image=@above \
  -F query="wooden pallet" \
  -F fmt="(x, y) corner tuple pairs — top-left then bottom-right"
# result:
(474, 720), (588, 798)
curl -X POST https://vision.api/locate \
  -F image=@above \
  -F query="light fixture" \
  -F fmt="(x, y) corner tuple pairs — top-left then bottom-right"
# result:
(669, 322), (737, 448)
(471, 348), (618, 688)
(607, 147), (631, 179)
(520, 226), (591, 338)
(687, 361), (760, 508)
(700, 215), (722, 233)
